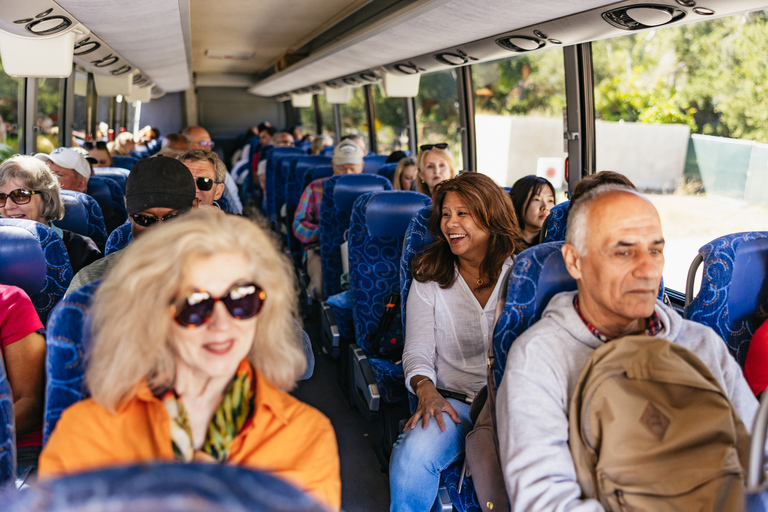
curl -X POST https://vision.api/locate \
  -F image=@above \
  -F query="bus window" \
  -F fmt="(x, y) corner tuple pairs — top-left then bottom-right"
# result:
(472, 47), (567, 191)
(338, 86), (367, 139)
(315, 93), (335, 139)
(371, 84), (409, 154)
(299, 102), (317, 137)
(72, 70), (88, 146)
(37, 77), (64, 153)
(0, 56), (21, 153)
(592, 10), (768, 293)
(416, 69), (463, 167)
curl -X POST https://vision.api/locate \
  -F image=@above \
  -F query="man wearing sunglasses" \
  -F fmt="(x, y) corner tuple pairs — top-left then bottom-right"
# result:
(182, 126), (243, 214)
(178, 149), (226, 208)
(66, 156), (196, 295)
(35, 147), (91, 193)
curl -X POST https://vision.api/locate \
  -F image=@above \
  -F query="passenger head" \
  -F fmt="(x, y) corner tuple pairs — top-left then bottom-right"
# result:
(259, 126), (277, 146)
(114, 132), (136, 154)
(331, 140), (364, 175)
(393, 157), (417, 191)
(181, 126), (214, 151)
(563, 186), (664, 338)
(35, 147), (90, 193)
(86, 209), (306, 411)
(509, 175), (556, 244)
(125, 156), (196, 238)
(341, 134), (368, 155)
(569, 170), (636, 213)
(71, 146), (97, 176)
(0, 155), (64, 224)
(273, 131), (294, 148)
(416, 145), (456, 196)
(310, 135), (332, 155)
(161, 133), (190, 153)
(386, 150), (408, 164)
(291, 126), (304, 140)
(84, 141), (112, 168)
(178, 149), (226, 207)
(413, 172), (524, 290)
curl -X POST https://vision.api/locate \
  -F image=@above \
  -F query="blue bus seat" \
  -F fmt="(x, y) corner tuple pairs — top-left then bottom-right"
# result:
(214, 197), (233, 213)
(320, 145), (335, 158)
(1, 463), (327, 511)
(86, 176), (128, 230)
(362, 154), (387, 174)
(110, 155), (138, 170)
(377, 163), (398, 184)
(277, 154), (303, 230)
(265, 147), (305, 227)
(319, 174), (391, 358)
(303, 165), (334, 190)
(684, 232), (768, 366)
(0, 219), (73, 325)
(0, 354), (15, 486)
(541, 200), (570, 243)
(94, 168), (129, 195)
(56, 191), (107, 252)
(105, 222), (133, 255)
(285, 157), (332, 265)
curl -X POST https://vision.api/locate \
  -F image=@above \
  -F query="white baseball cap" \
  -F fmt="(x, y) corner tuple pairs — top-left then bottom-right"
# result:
(35, 147), (91, 179)
(332, 140), (364, 166)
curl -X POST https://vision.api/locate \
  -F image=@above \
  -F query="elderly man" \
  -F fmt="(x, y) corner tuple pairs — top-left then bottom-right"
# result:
(35, 147), (90, 193)
(293, 140), (363, 299)
(66, 156), (196, 294)
(160, 133), (190, 155)
(178, 149), (226, 208)
(181, 125), (242, 214)
(341, 133), (368, 156)
(496, 186), (758, 512)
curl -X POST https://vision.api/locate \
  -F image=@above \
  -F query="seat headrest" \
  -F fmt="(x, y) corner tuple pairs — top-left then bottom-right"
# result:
(532, 244), (578, 315)
(729, 237), (768, 322)
(362, 155), (388, 174)
(333, 174), (390, 212)
(0, 225), (47, 295)
(55, 192), (90, 234)
(365, 192), (431, 238)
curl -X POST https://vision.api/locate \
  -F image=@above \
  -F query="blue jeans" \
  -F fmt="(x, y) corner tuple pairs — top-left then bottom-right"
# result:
(389, 398), (472, 512)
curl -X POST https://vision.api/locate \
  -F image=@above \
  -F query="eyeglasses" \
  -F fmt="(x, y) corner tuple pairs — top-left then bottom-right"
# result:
(0, 189), (38, 208)
(194, 177), (221, 191)
(130, 211), (180, 227)
(196, 140), (215, 149)
(172, 282), (266, 328)
(420, 143), (448, 151)
(84, 141), (108, 150)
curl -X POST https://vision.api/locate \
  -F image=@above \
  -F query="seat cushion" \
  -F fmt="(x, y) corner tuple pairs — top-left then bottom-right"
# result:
(368, 358), (407, 405)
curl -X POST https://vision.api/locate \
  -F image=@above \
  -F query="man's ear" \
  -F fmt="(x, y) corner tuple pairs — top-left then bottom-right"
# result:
(214, 183), (225, 201)
(562, 243), (582, 281)
(77, 176), (88, 193)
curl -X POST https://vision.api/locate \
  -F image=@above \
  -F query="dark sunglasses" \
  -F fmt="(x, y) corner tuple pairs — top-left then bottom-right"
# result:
(0, 189), (38, 207)
(195, 177), (220, 191)
(130, 211), (180, 227)
(172, 282), (266, 328)
(84, 141), (108, 150)
(420, 143), (448, 151)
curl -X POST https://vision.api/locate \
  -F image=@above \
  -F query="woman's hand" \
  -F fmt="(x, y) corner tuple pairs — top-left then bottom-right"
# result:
(404, 378), (460, 432)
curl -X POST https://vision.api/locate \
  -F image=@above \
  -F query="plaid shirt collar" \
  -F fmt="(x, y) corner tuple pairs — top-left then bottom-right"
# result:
(573, 294), (663, 343)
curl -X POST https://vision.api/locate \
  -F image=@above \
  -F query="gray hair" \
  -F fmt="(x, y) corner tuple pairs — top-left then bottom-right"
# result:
(178, 149), (227, 183)
(0, 155), (64, 222)
(565, 184), (641, 255)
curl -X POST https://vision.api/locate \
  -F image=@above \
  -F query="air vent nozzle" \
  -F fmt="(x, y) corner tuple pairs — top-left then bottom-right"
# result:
(602, 4), (685, 30)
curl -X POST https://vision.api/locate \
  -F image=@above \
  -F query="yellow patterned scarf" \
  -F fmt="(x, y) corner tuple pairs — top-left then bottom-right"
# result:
(161, 359), (255, 462)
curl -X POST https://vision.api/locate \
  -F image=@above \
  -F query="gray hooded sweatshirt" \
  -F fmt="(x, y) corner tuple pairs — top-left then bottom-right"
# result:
(496, 290), (758, 512)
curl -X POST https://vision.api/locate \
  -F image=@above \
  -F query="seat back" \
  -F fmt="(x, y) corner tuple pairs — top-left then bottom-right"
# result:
(0, 356), (15, 485)
(43, 279), (100, 444)
(400, 206), (435, 332)
(303, 165), (334, 190)
(542, 200), (570, 243)
(285, 157), (332, 261)
(377, 163), (398, 184)
(492, 242), (577, 387)
(0, 219), (73, 325)
(266, 147), (305, 224)
(320, 145), (335, 157)
(94, 168), (129, 195)
(110, 155), (138, 170)
(362, 154), (388, 174)
(105, 222), (133, 255)
(56, 191), (107, 252)
(320, 174), (391, 299)
(86, 176), (128, 228)
(349, 191), (431, 352)
(684, 232), (768, 366)
(276, 154), (303, 227)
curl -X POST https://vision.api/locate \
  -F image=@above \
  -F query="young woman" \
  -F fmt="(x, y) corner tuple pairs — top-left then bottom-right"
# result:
(390, 172), (525, 511)
(415, 144), (456, 196)
(392, 156), (417, 191)
(509, 175), (556, 248)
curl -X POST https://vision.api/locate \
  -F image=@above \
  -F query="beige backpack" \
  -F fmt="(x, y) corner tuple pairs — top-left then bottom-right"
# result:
(569, 335), (751, 512)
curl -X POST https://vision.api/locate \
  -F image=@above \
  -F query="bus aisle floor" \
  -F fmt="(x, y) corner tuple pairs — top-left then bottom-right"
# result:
(292, 314), (391, 512)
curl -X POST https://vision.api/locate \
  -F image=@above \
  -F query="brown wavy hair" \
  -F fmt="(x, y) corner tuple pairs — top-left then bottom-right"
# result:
(411, 172), (525, 290)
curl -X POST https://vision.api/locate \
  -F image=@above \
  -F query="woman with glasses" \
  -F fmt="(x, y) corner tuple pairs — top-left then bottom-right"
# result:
(390, 172), (524, 511)
(85, 141), (113, 168)
(0, 156), (102, 274)
(39, 210), (341, 511)
(415, 143), (456, 196)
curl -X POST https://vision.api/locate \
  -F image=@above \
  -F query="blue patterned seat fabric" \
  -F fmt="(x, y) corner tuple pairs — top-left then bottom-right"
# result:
(441, 460), (482, 512)
(362, 154), (388, 174)
(0, 357), (15, 485)
(110, 155), (138, 170)
(57, 191), (107, 252)
(377, 163), (398, 184)
(94, 168), (129, 195)
(86, 176), (128, 228)
(0, 219), (73, 325)
(1, 463), (327, 511)
(43, 280), (100, 444)
(105, 221), (133, 255)
(349, 191), (431, 405)
(542, 200), (570, 243)
(684, 232), (768, 366)
(265, 147), (305, 225)
(285, 157), (332, 264)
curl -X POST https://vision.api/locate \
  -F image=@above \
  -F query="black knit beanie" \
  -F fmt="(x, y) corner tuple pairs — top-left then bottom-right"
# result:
(125, 156), (196, 215)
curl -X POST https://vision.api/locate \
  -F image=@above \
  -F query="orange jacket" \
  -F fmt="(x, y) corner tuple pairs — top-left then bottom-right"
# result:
(40, 369), (341, 511)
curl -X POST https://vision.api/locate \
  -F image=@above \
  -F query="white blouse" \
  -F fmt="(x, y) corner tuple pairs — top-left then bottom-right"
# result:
(403, 257), (513, 399)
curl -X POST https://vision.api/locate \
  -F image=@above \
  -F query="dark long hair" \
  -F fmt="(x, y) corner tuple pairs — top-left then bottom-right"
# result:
(509, 175), (555, 231)
(412, 172), (525, 290)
